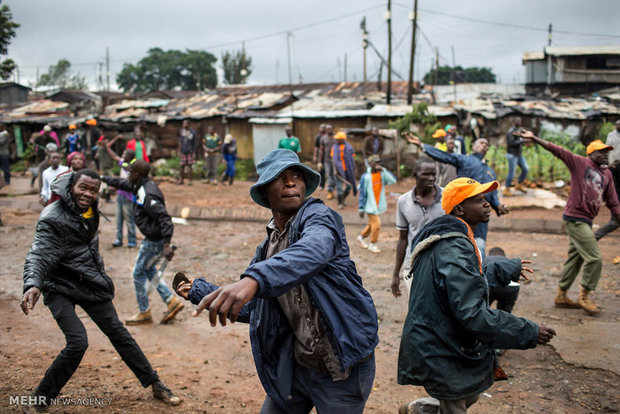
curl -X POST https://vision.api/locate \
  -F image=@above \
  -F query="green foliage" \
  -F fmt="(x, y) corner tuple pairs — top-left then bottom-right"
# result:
(221, 49), (252, 85)
(423, 65), (496, 85)
(0, 4), (19, 80)
(117, 48), (217, 93)
(389, 102), (438, 139)
(598, 122), (615, 142)
(153, 157), (256, 181)
(37, 59), (88, 89)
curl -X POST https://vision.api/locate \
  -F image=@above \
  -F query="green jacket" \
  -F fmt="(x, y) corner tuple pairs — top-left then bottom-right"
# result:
(397, 215), (538, 400)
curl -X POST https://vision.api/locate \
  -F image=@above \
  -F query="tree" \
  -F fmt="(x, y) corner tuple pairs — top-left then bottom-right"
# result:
(423, 65), (496, 85)
(37, 59), (88, 89)
(221, 49), (252, 84)
(0, 4), (19, 80)
(116, 48), (217, 92)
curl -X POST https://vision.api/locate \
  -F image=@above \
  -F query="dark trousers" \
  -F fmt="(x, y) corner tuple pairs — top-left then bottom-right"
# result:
(34, 293), (159, 401)
(595, 165), (620, 240)
(0, 154), (9, 185)
(489, 285), (520, 313)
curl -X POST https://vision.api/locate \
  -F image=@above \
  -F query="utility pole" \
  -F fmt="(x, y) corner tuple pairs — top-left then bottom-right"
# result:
(344, 53), (348, 83)
(546, 23), (553, 87)
(361, 17), (368, 83)
(286, 32), (293, 92)
(106, 46), (110, 91)
(434, 48), (439, 87)
(337, 56), (342, 81)
(548, 23), (552, 46)
(407, 0), (418, 104)
(386, 0), (392, 104)
(451, 45), (457, 102)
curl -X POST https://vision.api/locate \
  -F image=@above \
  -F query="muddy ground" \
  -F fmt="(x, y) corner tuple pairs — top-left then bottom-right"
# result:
(0, 179), (619, 413)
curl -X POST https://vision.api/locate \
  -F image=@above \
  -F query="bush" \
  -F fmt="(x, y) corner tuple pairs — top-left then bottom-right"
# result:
(152, 156), (256, 181)
(598, 122), (615, 142)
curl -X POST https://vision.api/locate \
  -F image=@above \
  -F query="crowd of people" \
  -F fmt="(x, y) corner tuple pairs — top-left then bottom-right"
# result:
(11, 118), (620, 413)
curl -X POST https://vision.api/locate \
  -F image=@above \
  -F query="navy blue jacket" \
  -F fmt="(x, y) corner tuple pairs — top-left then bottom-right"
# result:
(188, 198), (378, 410)
(422, 144), (501, 240)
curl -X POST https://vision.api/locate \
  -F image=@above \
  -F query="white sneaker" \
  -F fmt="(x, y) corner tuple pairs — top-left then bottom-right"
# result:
(368, 243), (381, 253)
(357, 235), (369, 249)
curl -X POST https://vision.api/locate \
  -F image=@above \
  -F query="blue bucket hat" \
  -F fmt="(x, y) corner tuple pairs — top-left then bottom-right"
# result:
(250, 149), (321, 208)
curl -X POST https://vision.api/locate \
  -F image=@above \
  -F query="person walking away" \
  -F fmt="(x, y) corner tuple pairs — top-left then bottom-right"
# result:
(221, 134), (237, 185)
(63, 124), (82, 155)
(357, 155), (396, 253)
(595, 119), (620, 240)
(102, 160), (184, 325)
(391, 157), (444, 298)
(520, 130), (620, 315)
(363, 127), (384, 169)
(331, 131), (357, 209)
(40, 151), (69, 206)
(436, 136), (458, 187)
(178, 119), (196, 186)
(278, 125), (301, 155)
(21, 169), (181, 412)
(104, 140), (137, 248)
(504, 116), (529, 196)
(0, 125), (11, 187)
(397, 177), (555, 414)
(313, 124), (326, 190)
(318, 124), (336, 199)
(179, 149), (378, 413)
(126, 126), (150, 163)
(404, 132), (509, 258)
(203, 126), (221, 184)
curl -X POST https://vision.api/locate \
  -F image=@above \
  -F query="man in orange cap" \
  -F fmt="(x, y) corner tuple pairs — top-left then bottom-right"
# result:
(520, 131), (620, 315)
(397, 177), (555, 414)
(432, 128), (447, 151)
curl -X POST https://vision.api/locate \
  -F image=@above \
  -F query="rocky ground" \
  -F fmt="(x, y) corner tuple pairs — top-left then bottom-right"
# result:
(0, 178), (618, 413)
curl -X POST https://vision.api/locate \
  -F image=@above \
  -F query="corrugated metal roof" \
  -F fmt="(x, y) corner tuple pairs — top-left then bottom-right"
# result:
(523, 45), (620, 61)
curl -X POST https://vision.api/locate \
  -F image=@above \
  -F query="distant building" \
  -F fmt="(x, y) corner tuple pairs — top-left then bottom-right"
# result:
(523, 46), (620, 95)
(0, 83), (30, 106)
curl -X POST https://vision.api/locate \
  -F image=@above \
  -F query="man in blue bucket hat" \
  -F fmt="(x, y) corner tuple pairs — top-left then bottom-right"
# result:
(180, 149), (379, 413)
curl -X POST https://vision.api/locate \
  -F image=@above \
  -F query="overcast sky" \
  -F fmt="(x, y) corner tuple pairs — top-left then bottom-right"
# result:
(6, 0), (620, 90)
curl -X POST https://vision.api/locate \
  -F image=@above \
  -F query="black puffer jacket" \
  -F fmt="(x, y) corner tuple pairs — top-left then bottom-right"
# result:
(22, 172), (115, 303)
(102, 176), (173, 243)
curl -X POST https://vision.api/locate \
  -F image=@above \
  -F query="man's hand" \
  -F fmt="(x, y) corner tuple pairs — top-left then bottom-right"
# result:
(402, 132), (422, 147)
(176, 281), (192, 300)
(21, 287), (41, 315)
(359, 211), (365, 219)
(39, 196), (47, 207)
(497, 204), (509, 216)
(537, 324), (556, 345)
(193, 277), (259, 326)
(317, 162), (323, 171)
(391, 275), (402, 298)
(520, 259), (533, 282)
(163, 244), (174, 261)
(517, 129), (536, 141)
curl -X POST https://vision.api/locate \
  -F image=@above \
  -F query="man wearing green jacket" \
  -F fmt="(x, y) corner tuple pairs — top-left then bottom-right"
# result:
(398, 177), (555, 414)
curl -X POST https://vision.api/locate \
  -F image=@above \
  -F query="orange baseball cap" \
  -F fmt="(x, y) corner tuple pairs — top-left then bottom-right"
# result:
(586, 139), (613, 155)
(86, 119), (97, 126)
(68, 124), (77, 130)
(432, 129), (446, 139)
(334, 131), (347, 139)
(441, 177), (499, 214)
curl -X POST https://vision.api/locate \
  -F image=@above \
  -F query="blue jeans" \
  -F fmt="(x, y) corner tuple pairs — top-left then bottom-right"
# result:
(0, 154), (10, 185)
(505, 153), (529, 187)
(115, 196), (136, 245)
(132, 239), (174, 312)
(223, 154), (236, 178)
(260, 355), (375, 414)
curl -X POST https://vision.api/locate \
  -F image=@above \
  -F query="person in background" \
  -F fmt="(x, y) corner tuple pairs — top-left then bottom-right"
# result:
(313, 123), (326, 190)
(595, 119), (620, 240)
(221, 134), (237, 185)
(432, 129), (447, 151)
(85, 119), (102, 170)
(46, 151), (86, 205)
(331, 131), (357, 209)
(363, 127), (384, 169)
(178, 119), (197, 186)
(519, 130), (620, 315)
(391, 157), (444, 299)
(63, 124), (82, 155)
(40, 151), (69, 206)
(32, 143), (58, 190)
(203, 126), (221, 185)
(446, 124), (466, 155)
(278, 125), (302, 155)
(96, 135), (115, 202)
(436, 136), (458, 187)
(504, 116), (529, 197)
(0, 124), (11, 187)
(318, 124), (336, 199)
(39, 125), (60, 147)
(126, 126), (150, 163)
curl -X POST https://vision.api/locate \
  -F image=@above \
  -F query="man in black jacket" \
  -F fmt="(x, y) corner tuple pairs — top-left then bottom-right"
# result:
(102, 160), (183, 325)
(21, 169), (181, 412)
(504, 116), (529, 196)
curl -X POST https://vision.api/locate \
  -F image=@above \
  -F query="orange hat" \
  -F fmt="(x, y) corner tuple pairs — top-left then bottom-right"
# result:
(432, 129), (446, 139)
(68, 124), (77, 130)
(334, 131), (347, 140)
(441, 177), (499, 214)
(586, 139), (613, 155)
(86, 119), (97, 126)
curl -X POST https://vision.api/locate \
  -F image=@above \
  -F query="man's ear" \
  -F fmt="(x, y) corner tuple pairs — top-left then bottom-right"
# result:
(452, 204), (464, 217)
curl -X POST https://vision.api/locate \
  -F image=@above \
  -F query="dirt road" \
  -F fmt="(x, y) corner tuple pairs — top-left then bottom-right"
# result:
(0, 180), (618, 413)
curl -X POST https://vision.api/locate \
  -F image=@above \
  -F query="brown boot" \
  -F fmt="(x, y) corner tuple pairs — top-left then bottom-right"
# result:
(326, 191), (334, 200)
(160, 297), (184, 324)
(502, 187), (514, 197)
(514, 183), (527, 193)
(554, 287), (581, 308)
(578, 286), (600, 315)
(125, 309), (153, 325)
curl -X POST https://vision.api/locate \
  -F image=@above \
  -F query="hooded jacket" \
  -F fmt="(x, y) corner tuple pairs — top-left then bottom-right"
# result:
(186, 198), (378, 410)
(397, 214), (538, 400)
(358, 167), (397, 215)
(101, 176), (173, 243)
(22, 172), (115, 303)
